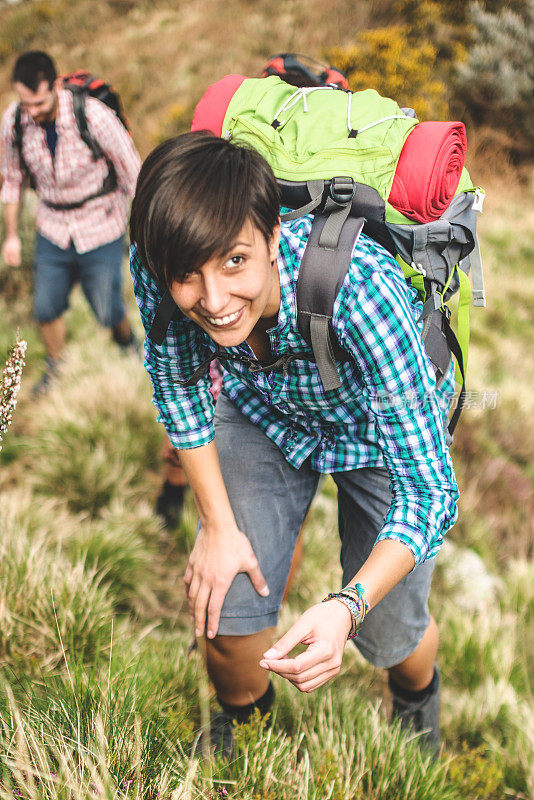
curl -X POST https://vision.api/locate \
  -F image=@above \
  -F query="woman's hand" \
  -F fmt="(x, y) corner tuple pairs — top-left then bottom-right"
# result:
(184, 524), (269, 639)
(259, 599), (352, 692)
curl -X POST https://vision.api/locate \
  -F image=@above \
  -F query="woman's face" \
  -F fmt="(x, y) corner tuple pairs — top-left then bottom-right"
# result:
(169, 219), (281, 347)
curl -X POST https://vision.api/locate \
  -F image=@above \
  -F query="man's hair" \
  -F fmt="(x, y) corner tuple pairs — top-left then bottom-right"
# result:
(130, 132), (280, 288)
(12, 51), (57, 92)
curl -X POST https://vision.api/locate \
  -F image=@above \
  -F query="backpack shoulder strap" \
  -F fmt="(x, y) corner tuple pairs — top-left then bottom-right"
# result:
(13, 103), (37, 188)
(296, 214), (364, 391)
(148, 289), (179, 346)
(12, 104), (29, 177)
(68, 86), (118, 193)
(69, 87), (103, 160)
(13, 104), (22, 152)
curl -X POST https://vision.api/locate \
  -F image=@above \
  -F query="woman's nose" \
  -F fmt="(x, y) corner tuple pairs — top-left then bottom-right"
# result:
(199, 278), (228, 315)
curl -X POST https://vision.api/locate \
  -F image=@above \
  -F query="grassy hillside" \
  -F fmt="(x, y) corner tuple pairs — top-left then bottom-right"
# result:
(0, 0), (396, 155)
(0, 1), (533, 798)
(0, 180), (532, 799)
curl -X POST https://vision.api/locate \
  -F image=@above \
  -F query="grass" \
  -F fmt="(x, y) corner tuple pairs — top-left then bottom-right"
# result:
(0, 183), (531, 797)
(0, 75), (533, 795)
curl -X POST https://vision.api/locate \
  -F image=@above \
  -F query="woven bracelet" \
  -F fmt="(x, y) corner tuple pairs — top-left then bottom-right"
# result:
(322, 583), (370, 640)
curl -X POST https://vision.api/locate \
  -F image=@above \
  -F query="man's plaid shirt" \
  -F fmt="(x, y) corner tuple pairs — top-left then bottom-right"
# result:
(130, 216), (459, 566)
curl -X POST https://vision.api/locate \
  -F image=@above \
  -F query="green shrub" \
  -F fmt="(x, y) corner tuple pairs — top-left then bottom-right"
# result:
(455, 1), (534, 157)
(447, 743), (505, 800)
(394, 0), (531, 28)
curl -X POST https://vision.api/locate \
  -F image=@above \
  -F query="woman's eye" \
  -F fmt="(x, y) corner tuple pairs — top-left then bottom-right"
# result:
(225, 255), (244, 269)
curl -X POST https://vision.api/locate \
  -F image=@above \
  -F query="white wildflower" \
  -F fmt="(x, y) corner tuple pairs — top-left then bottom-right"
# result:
(0, 338), (27, 452)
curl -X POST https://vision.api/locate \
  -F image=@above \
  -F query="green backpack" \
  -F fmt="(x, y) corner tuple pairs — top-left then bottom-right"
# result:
(150, 77), (485, 434)
(223, 77), (485, 433)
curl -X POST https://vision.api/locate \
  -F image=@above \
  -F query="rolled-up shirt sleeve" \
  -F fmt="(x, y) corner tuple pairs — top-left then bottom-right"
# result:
(129, 244), (216, 449)
(0, 103), (24, 204)
(335, 240), (459, 566)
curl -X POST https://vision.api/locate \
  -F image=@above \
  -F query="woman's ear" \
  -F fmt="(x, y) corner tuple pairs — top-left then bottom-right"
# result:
(269, 221), (281, 262)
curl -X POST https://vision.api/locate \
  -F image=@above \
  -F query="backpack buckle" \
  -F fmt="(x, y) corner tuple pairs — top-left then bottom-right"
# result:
(329, 176), (355, 206)
(472, 187), (485, 213)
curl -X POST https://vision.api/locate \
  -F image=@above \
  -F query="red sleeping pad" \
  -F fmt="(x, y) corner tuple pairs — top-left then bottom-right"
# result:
(388, 121), (467, 223)
(191, 78), (467, 224)
(191, 74), (246, 136)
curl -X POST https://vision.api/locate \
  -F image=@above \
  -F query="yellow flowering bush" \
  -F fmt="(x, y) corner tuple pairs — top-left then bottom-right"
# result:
(326, 25), (449, 121)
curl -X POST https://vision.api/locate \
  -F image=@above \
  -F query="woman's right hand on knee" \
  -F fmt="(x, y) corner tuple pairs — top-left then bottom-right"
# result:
(184, 525), (269, 640)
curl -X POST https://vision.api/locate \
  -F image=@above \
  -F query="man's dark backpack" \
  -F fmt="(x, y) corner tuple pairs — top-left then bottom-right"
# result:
(12, 70), (130, 211)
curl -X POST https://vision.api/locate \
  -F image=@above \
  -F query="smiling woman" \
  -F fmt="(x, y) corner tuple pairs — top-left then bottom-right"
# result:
(129, 131), (458, 759)
(169, 219), (281, 356)
(130, 133), (283, 357)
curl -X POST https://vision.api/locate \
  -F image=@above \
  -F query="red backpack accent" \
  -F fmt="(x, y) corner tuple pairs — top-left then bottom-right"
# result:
(261, 53), (349, 90)
(60, 70), (130, 133)
(191, 74), (246, 136)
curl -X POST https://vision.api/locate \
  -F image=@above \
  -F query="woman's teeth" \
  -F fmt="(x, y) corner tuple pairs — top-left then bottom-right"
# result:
(207, 310), (240, 326)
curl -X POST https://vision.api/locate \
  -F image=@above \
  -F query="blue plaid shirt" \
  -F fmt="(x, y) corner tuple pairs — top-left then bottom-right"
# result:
(130, 216), (458, 565)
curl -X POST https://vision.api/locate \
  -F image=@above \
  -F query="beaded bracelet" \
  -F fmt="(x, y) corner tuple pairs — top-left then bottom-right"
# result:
(322, 582), (370, 640)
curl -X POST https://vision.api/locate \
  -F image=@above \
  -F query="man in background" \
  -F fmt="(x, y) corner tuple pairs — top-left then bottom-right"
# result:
(0, 50), (141, 395)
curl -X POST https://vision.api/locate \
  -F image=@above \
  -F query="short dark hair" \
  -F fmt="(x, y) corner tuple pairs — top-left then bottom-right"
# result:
(12, 51), (57, 92)
(130, 132), (280, 288)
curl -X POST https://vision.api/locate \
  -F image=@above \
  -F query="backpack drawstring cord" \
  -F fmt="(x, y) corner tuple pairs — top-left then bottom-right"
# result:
(272, 86), (337, 127)
(271, 85), (409, 137)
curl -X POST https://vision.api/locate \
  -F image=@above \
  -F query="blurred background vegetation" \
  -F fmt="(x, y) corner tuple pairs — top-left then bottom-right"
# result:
(0, 0), (533, 158)
(0, 0), (532, 798)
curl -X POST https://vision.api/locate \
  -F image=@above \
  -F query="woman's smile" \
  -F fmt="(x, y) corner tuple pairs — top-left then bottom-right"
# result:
(203, 306), (245, 329)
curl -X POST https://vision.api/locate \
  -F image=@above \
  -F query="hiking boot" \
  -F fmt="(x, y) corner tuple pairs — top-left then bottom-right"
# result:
(194, 684), (274, 761)
(389, 666), (441, 758)
(114, 330), (142, 359)
(31, 356), (61, 399)
(155, 481), (186, 529)
(209, 710), (237, 759)
(191, 710), (236, 761)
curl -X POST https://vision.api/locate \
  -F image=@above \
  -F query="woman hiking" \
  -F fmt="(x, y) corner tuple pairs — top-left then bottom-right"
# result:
(129, 132), (458, 758)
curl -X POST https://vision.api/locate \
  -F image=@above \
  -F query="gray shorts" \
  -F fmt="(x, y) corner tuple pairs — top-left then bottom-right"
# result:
(210, 394), (435, 669)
